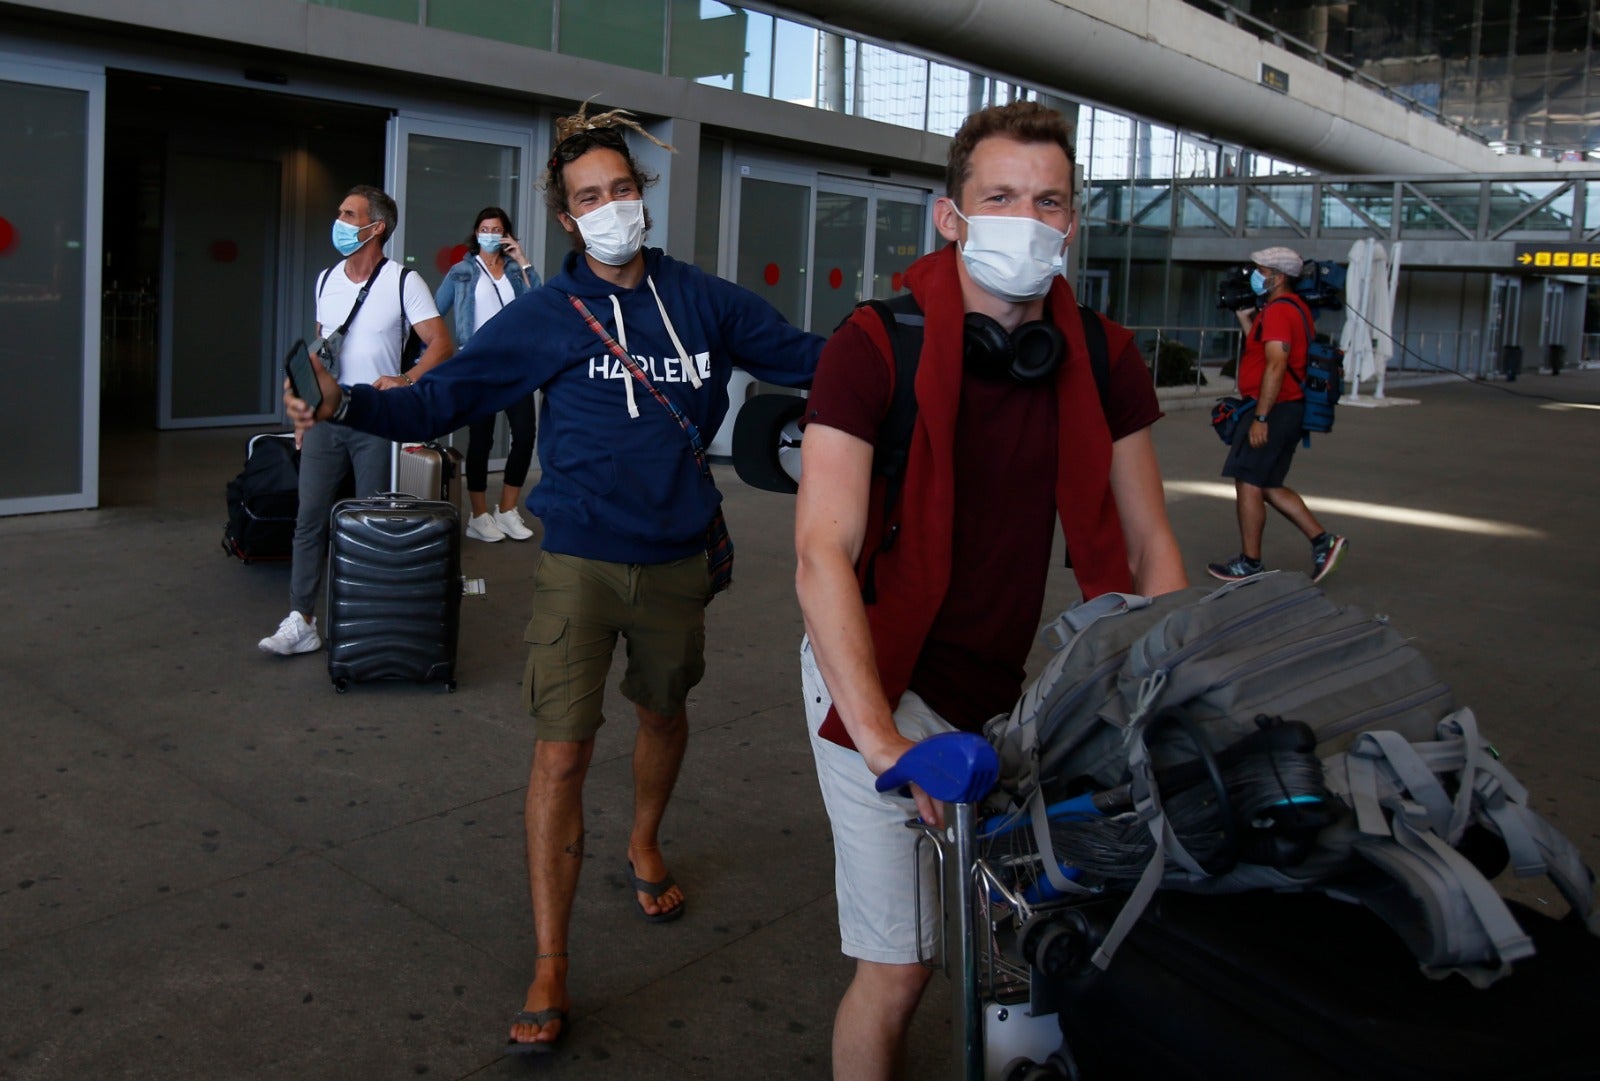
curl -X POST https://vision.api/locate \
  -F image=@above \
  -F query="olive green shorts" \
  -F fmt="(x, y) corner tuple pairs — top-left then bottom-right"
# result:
(521, 551), (710, 742)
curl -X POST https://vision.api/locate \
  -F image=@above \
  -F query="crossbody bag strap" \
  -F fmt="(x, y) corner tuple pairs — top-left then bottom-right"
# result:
(567, 293), (712, 482)
(333, 256), (388, 337)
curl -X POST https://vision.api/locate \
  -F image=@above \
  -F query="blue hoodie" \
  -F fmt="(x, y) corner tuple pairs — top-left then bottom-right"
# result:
(341, 247), (822, 563)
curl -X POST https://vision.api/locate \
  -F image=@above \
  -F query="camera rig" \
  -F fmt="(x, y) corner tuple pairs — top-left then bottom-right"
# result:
(1217, 261), (1346, 313)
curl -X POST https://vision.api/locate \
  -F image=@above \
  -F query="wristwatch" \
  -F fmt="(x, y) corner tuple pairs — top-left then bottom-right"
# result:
(1254, 413), (1270, 423)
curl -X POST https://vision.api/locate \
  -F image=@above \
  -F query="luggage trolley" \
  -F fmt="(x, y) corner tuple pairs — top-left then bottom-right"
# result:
(877, 732), (1096, 1081)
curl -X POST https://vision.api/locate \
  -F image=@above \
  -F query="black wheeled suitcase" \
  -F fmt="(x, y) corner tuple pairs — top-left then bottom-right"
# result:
(222, 433), (299, 563)
(1045, 887), (1598, 1081)
(325, 495), (461, 692)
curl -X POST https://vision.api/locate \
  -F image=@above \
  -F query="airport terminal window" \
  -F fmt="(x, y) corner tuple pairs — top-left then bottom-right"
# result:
(771, 20), (819, 106)
(427, 0), (553, 49)
(560, 0), (665, 73)
(928, 64), (983, 137)
(669, 1), (751, 88)
(853, 42), (929, 130)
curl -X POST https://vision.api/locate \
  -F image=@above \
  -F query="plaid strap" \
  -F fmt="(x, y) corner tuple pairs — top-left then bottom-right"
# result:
(568, 293), (711, 481)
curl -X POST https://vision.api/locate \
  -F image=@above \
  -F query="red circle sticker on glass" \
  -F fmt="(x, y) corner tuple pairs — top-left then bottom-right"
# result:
(0, 217), (16, 255)
(891, 271), (904, 291)
(763, 262), (780, 286)
(828, 267), (843, 290)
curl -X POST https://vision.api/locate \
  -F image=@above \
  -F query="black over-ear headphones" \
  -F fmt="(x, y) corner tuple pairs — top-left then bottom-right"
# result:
(962, 314), (1065, 384)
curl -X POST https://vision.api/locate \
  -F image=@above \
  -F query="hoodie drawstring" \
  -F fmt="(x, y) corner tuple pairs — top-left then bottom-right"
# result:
(645, 275), (703, 390)
(608, 293), (641, 418)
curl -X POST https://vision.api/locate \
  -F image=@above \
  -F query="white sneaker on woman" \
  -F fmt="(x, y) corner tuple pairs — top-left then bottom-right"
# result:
(494, 507), (534, 541)
(467, 512), (506, 543)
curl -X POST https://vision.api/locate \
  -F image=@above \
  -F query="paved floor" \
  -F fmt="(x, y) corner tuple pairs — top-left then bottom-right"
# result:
(3, 369), (1597, 1080)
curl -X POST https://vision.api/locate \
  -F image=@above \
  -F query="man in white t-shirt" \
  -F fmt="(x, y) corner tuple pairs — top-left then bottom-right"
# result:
(259, 185), (453, 656)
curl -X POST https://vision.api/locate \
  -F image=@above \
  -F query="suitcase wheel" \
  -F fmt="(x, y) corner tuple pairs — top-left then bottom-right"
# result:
(334, 677), (350, 694)
(446, 680), (457, 692)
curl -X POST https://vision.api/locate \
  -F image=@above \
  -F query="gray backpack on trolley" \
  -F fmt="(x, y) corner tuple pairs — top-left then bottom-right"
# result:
(984, 571), (1597, 986)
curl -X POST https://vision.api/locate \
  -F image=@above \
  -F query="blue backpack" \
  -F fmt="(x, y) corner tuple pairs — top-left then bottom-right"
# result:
(1256, 297), (1342, 437)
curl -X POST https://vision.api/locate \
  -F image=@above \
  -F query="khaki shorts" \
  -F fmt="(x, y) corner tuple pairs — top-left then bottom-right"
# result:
(801, 636), (956, 965)
(522, 551), (710, 741)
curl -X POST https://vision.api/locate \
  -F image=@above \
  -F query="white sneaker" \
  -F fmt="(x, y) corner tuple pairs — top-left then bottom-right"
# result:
(494, 507), (534, 541)
(467, 512), (506, 543)
(258, 612), (321, 656)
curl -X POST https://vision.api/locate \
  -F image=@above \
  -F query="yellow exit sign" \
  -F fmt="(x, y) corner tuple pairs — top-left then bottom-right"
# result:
(1513, 244), (1600, 271)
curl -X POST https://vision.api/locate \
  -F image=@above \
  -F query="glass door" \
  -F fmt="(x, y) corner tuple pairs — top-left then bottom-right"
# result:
(158, 149), (283, 428)
(388, 114), (536, 460)
(0, 60), (104, 515)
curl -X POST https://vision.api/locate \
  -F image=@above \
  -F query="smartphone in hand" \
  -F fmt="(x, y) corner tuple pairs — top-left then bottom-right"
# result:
(284, 339), (323, 414)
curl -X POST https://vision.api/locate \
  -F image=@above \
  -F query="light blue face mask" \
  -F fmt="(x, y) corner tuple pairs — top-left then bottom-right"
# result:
(331, 218), (374, 257)
(476, 232), (503, 252)
(1249, 269), (1270, 295)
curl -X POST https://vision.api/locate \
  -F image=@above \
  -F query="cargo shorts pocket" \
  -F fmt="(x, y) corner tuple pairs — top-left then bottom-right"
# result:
(522, 611), (571, 720)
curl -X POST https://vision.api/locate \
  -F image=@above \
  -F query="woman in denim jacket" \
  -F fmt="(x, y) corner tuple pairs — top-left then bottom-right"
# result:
(435, 206), (543, 542)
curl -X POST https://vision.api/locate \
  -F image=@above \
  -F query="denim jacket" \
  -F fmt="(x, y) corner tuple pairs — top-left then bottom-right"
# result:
(435, 254), (539, 347)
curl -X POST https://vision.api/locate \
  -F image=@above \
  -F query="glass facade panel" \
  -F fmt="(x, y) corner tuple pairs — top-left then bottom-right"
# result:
(856, 44), (927, 129)
(771, 19), (818, 106)
(1, 78), (87, 499)
(928, 65), (983, 137)
(1323, 183), (1394, 231)
(810, 190), (867, 336)
(736, 177), (810, 327)
(427, 0), (553, 49)
(1399, 181), (1479, 236)
(1486, 181), (1573, 233)
(669, 0), (750, 88)
(1177, 185), (1238, 231)
(560, 0), (665, 74)
(1246, 184), (1314, 231)
(308, 0), (418, 20)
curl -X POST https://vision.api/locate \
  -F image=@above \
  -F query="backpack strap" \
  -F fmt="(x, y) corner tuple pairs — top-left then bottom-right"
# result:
(399, 265), (414, 347)
(1322, 707), (1597, 983)
(858, 295), (924, 605)
(1253, 296), (1312, 389)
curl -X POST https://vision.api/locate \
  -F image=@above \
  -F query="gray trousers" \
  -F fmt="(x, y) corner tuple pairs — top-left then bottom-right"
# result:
(290, 422), (392, 617)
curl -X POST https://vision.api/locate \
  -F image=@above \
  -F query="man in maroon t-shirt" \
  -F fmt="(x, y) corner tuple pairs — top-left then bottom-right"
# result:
(793, 102), (1188, 1081)
(1207, 246), (1348, 584)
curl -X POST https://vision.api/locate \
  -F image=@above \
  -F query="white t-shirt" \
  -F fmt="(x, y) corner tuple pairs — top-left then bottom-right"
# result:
(316, 259), (440, 387)
(472, 257), (516, 334)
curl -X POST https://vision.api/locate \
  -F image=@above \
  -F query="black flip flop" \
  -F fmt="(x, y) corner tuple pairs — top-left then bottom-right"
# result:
(506, 1007), (568, 1056)
(628, 860), (685, 924)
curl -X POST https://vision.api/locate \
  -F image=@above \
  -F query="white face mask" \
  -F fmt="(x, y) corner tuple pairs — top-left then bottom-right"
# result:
(574, 198), (645, 266)
(476, 232), (503, 253)
(951, 205), (1068, 303)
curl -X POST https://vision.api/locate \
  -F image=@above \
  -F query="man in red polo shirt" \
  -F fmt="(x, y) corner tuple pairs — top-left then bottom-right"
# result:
(1207, 246), (1348, 583)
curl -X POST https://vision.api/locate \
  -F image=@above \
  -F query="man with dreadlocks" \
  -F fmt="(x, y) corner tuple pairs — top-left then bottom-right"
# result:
(285, 101), (823, 1054)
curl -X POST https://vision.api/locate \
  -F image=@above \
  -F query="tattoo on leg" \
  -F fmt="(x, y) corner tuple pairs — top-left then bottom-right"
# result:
(563, 831), (585, 859)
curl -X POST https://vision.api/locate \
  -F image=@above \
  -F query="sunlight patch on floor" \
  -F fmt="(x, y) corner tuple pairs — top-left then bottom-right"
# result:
(1162, 480), (1546, 539)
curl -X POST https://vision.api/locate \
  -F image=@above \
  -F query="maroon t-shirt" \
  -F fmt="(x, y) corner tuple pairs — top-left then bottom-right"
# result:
(802, 317), (1162, 731)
